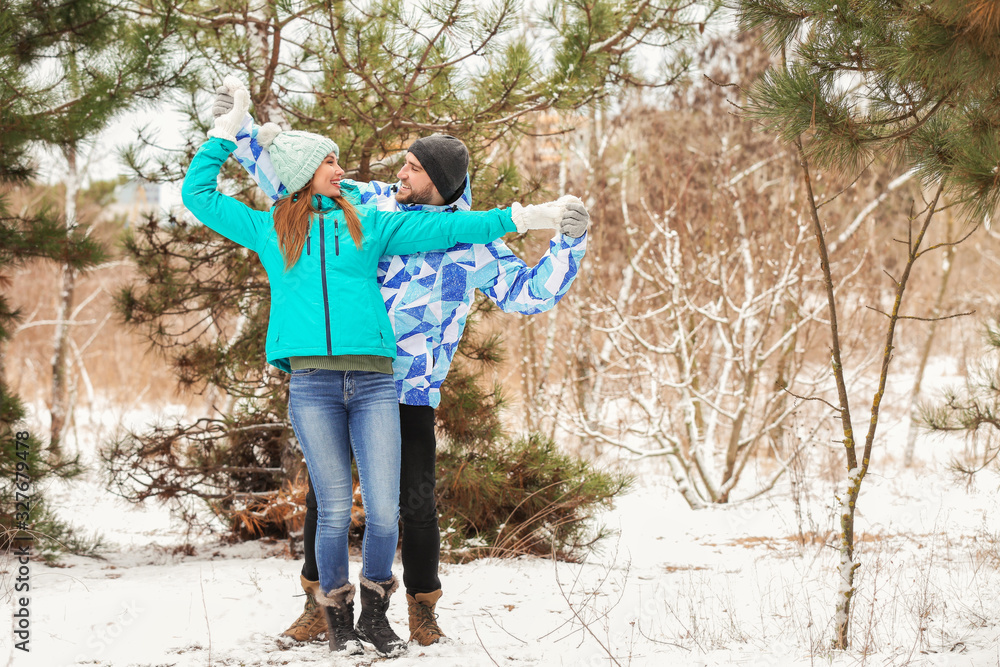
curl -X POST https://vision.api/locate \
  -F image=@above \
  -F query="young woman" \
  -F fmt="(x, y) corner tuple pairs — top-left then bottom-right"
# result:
(181, 78), (576, 657)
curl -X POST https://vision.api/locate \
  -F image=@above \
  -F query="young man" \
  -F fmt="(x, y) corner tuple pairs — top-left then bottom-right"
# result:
(220, 101), (588, 646)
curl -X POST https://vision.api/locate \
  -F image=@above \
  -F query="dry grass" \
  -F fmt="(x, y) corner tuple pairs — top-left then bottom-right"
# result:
(7, 256), (194, 411)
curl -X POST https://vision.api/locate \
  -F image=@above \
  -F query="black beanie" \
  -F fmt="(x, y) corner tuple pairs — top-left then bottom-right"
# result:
(407, 134), (469, 205)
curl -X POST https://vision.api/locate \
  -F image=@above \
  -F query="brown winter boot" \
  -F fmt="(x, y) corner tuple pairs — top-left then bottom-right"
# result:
(279, 576), (328, 642)
(407, 589), (446, 646)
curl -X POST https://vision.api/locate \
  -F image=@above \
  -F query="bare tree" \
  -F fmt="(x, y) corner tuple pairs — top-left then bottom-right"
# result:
(736, 0), (1000, 649)
(525, 103), (830, 506)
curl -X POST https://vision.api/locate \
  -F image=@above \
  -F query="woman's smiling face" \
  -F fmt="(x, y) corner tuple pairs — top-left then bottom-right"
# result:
(310, 153), (345, 198)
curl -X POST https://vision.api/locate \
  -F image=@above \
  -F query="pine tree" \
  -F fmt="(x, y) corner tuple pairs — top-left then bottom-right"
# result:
(38, 3), (187, 455)
(0, 0), (114, 552)
(109, 0), (710, 538)
(1, 0), (189, 456)
(736, 0), (1000, 649)
(0, 204), (101, 554)
(923, 317), (1000, 475)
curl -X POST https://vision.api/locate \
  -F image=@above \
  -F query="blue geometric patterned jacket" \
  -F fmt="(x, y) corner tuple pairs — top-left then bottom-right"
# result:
(232, 115), (587, 407)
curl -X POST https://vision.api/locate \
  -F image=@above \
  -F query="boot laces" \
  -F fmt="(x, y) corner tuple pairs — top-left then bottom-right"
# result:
(286, 593), (322, 631)
(367, 610), (395, 636)
(412, 601), (441, 634)
(326, 605), (351, 627)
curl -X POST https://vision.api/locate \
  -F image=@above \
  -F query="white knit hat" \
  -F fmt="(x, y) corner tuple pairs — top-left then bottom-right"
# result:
(258, 123), (340, 194)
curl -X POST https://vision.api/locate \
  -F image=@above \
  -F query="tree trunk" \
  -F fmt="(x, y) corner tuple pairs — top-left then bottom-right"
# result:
(49, 142), (79, 457)
(520, 317), (536, 432)
(833, 181), (944, 649)
(247, 4), (288, 129)
(904, 209), (956, 467)
(793, 137), (859, 649)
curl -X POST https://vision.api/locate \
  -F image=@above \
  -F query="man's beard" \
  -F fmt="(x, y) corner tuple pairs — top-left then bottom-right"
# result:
(396, 181), (437, 205)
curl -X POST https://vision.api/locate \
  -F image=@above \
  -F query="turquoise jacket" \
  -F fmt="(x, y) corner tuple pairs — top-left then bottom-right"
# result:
(181, 138), (517, 372)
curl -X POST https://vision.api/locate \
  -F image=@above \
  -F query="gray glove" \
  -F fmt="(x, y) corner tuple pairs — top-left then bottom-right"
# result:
(213, 85), (234, 118)
(207, 76), (249, 142)
(560, 198), (589, 238)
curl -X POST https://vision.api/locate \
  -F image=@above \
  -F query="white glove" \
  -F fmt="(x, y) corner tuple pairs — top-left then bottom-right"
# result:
(207, 76), (250, 143)
(511, 195), (586, 234)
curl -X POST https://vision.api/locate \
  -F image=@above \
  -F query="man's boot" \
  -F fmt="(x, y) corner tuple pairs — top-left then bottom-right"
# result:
(406, 589), (446, 646)
(355, 575), (408, 656)
(279, 575), (327, 642)
(316, 581), (363, 655)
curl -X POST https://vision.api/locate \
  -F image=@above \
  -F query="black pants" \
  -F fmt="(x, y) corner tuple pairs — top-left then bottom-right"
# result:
(302, 403), (440, 596)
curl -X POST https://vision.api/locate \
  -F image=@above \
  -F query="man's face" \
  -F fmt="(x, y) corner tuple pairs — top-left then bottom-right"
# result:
(396, 153), (446, 206)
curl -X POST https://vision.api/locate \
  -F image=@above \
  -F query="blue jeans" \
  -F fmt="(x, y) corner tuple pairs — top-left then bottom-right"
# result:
(288, 369), (401, 594)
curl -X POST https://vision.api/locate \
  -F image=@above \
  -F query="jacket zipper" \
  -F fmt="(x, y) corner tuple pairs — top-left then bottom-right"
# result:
(318, 214), (333, 354)
(306, 234), (311, 255)
(334, 219), (340, 256)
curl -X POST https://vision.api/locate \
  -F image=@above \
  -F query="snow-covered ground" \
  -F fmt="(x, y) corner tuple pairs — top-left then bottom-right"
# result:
(3, 394), (1000, 667)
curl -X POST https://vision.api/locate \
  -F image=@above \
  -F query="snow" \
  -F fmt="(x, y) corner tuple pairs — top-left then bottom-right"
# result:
(3, 394), (1000, 666)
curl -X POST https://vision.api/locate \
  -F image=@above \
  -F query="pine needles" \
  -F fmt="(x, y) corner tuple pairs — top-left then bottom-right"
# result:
(437, 433), (632, 562)
(739, 0), (1000, 222)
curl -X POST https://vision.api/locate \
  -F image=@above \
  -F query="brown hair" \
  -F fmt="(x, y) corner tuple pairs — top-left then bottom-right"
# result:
(273, 184), (365, 270)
